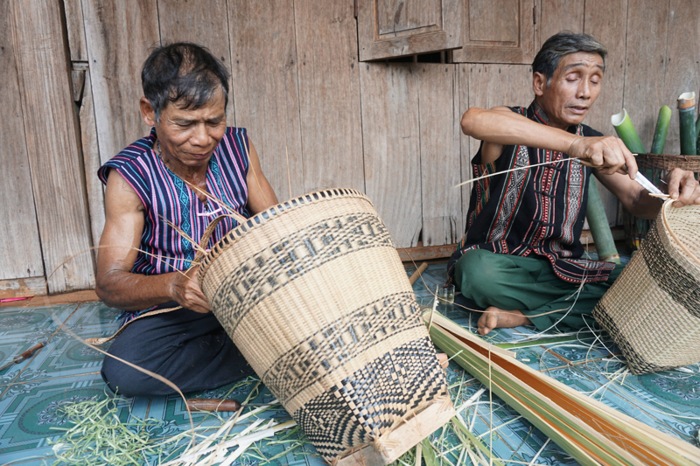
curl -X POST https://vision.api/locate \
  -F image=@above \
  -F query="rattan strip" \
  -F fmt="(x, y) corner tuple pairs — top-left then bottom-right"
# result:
(198, 188), (370, 276)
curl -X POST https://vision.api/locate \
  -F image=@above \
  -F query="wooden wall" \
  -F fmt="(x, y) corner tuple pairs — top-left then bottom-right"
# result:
(1, 0), (698, 294)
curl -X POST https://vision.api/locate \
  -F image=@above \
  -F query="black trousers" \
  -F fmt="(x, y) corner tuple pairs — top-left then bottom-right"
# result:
(101, 308), (254, 396)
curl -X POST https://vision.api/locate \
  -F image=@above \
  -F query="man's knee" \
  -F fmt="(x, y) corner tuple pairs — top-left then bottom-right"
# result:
(454, 249), (508, 301)
(101, 353), (172, 397)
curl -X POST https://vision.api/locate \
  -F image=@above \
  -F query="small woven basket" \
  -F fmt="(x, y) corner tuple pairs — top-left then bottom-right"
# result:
(198, 188), (454, 465)
(625, 154), (700, 247)
(594, 201), (700, 374)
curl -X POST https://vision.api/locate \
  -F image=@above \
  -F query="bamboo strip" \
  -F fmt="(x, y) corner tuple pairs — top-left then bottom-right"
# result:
(424, 311), (700, 465)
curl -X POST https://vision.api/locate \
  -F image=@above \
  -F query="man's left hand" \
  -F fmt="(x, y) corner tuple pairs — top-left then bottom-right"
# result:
(666, 168), (700, 207)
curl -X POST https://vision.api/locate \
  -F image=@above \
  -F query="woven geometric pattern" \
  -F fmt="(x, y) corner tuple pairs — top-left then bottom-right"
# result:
(262, 292), (425, 406)
(594, 202), (700, 374)
(207, 210), (393, 336)
(198, 189), (452, 464)
(292, 337), (450, 462)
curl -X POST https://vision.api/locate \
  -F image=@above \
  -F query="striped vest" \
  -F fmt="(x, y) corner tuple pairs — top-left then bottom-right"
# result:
(460, 102), (615, 283)
(98, 127), (251, 276)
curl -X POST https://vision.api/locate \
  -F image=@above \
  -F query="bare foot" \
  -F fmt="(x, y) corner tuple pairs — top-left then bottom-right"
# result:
(477, 306), (531, 335)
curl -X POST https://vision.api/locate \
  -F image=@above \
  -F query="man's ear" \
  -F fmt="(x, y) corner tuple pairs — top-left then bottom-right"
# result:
(533, 72), (547, 97)
(140, 97), (156, 126)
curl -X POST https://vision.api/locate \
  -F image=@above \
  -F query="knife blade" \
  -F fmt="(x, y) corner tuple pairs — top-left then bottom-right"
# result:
(634, 172), (664, 196)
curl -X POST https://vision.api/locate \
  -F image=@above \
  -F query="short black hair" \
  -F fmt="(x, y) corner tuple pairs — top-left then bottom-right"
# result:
(141, 42), (230, 120)
(532, 32), (607, 83)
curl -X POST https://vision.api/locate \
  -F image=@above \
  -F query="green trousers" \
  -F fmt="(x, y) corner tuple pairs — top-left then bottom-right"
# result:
(453, 249), (624, 331)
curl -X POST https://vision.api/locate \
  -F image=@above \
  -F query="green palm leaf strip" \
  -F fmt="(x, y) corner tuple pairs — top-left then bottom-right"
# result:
(424, 311), (700, 466)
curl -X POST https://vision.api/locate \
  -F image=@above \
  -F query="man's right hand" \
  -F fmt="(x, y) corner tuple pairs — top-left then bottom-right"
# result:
(170, 266), (211, 313)
(567, 135), (637, 179)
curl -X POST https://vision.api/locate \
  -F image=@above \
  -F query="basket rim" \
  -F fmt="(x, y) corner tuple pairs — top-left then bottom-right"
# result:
(661, 200), (700, 266)
(197, 187), (371, 281)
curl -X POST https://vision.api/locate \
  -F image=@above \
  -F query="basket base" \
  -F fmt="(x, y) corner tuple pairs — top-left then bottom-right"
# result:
(334, 397), (455, 466)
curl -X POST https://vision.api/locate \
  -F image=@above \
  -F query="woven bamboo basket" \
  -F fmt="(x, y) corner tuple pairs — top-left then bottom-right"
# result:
(198, 188), (454, 465)
(594, 201), (700, 374)
(625, 154), (700, 247)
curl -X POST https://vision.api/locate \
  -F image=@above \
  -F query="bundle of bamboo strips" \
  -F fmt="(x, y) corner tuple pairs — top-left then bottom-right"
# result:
(424, 311), (700, 465)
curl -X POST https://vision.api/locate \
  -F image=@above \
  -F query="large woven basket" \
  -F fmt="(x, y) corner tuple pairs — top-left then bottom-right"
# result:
(198, 188), (454, 465)
(594, 201), (700, 374)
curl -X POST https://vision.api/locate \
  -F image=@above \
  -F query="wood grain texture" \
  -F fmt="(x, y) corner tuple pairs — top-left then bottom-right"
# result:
(63, 0), (88, 61)
(78, 67), (106, 250)
(82, 0), (160, 165)
(536, 0), (584, 46)
(416, 65), (463, 246)
(12, 0), (95, 292)
(0, 1), (44, 281)
(358, 0), (462, 61)
(360, 63), (422, 247)
(156, 0), (234, 123)
(293, 0), (364, 194)
(228, 1), (303, 201)
(453, 0), (536, 64)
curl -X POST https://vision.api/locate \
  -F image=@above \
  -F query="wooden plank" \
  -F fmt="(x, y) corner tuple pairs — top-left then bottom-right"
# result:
(456, 65), (471, 240)
(79, 66), (107, 250)
(453, 0), (536, 64)
(0, 1), (44, 282)
(228, 0), (303, 201)
(536, 0), (584, 46)
(81, 0), (160, 165)
(397, 244), (457, 262)
(293, 0), (364, 194)
(63, 0), (88, 61)
(12, 1), (95, 292)
(156, 0), (233, 122)
(417, 64), (463, 246)
(622, 0), (671, 153)
(0, 278), (47, 300)
(358, 0), (462, 61)
(360, 63), (422, 247)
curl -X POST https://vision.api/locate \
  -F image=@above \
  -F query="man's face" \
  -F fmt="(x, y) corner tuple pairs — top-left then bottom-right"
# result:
(533, 52), (604, 129)
(146, 87), (228, 173)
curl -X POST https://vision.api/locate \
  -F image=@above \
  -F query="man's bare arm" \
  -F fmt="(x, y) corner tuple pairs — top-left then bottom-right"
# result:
(95, 171), (210, 312)
(461, 106), (637, 177)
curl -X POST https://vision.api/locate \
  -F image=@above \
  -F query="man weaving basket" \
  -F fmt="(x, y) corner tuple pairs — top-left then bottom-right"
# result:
(95, 42), (278, 396)
(452, 32), (700, 336)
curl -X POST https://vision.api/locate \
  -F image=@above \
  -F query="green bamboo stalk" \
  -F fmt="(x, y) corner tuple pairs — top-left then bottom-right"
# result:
(611, 108), (646, 154)
(650, 105), (672, 154)
(586, 178), (621, 263)
(678, 92), (697, 155)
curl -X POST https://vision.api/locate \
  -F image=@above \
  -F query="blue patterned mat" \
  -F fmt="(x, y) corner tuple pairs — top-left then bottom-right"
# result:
(1, 262), (698, 465)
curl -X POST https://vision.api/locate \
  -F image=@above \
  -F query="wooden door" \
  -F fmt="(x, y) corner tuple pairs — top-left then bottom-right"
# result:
(452, 0), (537, 64)
(357, 0), (463, 61)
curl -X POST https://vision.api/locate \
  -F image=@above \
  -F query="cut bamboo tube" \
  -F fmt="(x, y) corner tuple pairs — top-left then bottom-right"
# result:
(650, 105), (672, 154)
(611, 108), (646, 154)
(678, 92), (697, 155)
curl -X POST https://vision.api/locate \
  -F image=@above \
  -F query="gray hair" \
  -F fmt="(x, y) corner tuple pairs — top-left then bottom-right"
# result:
(532, 32), (607, 83)
(141, 42), (230, 121)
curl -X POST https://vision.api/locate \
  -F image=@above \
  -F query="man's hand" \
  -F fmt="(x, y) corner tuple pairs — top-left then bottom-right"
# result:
(567, 136), (637, 178)
(666, 168), (700, 207)
(170, 266), (211, 313)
